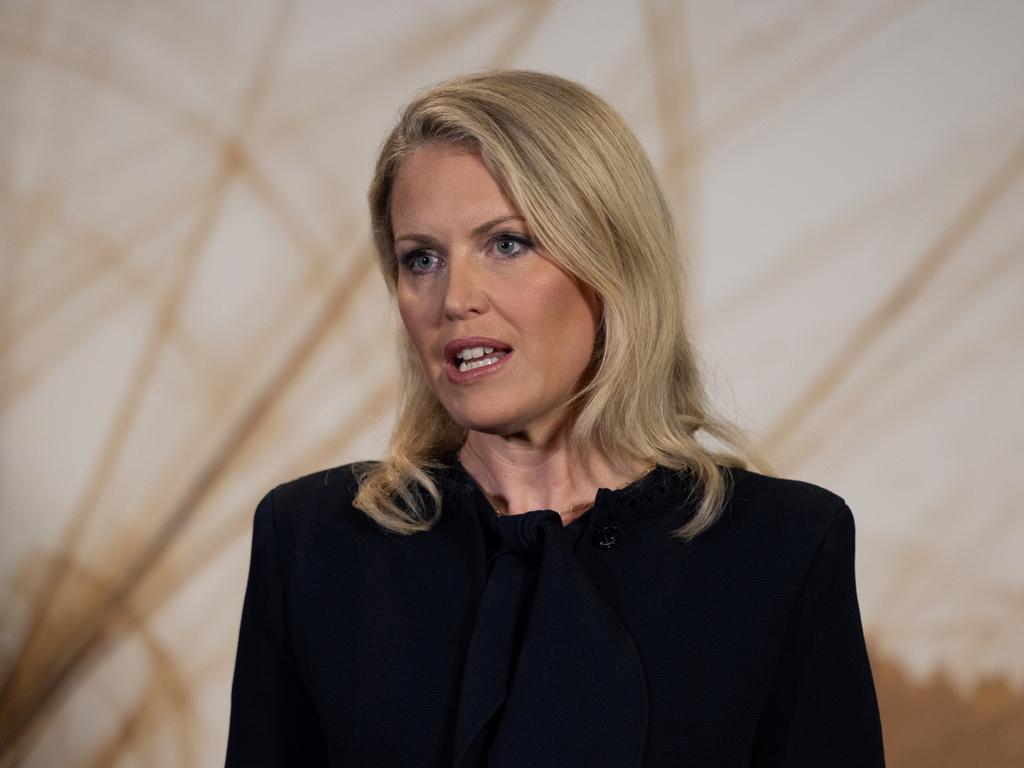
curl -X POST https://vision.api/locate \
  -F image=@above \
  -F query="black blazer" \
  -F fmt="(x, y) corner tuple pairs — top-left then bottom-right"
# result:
(226, 461), (885, 767)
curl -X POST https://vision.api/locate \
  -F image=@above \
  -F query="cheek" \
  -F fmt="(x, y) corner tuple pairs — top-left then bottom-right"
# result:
(520, 272), (599, 364)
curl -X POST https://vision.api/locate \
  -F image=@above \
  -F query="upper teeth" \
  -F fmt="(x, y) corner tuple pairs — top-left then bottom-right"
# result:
(457, 346), (495, 361)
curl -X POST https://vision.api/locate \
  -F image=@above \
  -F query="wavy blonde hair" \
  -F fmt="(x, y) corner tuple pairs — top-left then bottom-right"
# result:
(354, 69), (768, 541)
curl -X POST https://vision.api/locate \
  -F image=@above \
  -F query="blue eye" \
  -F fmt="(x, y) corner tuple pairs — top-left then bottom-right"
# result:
(491, 233), (533, 258)
(400, 251), (441, 275)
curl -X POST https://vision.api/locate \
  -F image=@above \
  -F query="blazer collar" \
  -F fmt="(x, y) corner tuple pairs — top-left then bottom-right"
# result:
(438, 454), (687, 529)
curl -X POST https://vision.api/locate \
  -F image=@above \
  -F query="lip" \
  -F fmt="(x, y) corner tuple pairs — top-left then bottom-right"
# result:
(443, 336), (513, 384)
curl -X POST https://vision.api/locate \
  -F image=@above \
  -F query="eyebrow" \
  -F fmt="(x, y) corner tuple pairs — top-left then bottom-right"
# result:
(393, 216), (528, 245)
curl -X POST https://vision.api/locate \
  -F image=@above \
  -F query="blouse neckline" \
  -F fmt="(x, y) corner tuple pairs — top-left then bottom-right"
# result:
(443, 453), (668, 523)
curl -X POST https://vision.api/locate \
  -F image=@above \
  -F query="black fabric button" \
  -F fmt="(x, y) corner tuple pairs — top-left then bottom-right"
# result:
(593, 525), (619, 549)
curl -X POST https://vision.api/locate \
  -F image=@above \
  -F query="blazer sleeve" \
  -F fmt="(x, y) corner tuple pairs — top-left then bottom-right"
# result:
(225, 489), (328, 766)
(750, 503), (886, 767)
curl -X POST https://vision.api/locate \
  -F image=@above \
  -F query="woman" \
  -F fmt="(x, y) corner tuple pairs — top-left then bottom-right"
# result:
(226, 70), (885, 767)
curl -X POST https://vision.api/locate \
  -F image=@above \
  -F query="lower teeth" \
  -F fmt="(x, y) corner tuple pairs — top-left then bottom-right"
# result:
(459, 354), (502, 373)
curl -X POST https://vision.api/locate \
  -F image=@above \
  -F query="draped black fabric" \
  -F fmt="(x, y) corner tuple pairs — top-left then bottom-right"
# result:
(450, 481), (648, 768)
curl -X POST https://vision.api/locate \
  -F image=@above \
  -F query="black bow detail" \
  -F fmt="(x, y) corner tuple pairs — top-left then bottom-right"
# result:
(452, 507), (648, 768)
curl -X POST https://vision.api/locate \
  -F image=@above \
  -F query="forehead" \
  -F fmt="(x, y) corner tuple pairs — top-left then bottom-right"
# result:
(389, 144), (522, 236)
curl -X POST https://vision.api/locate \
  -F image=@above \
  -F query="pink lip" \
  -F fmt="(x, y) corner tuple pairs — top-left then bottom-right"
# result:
(443, 336), (513, 384)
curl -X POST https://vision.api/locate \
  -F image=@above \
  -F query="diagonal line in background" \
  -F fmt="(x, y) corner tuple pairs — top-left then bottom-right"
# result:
(1, 180), (212, 344)
(260, 0), (525, 143)
(704, 139), (994, 325)
(640, 0), (700, 273)
(671, 0), (932, 172)
(784, 235), (1023, 474)
(126, 374), (399, 658)
(0, 4), (304, 341)
(762, 132), (1024, 466)
(0, 0), (300, 755)
(0, 143), (343, 405)
(0, 185), (220, 408)
(0, 249), (376, 759)
(0, 0), (160, 418)
(0, 166), (233, 760)
(0, 551), (196, 768)
(0, 5), (228, 153)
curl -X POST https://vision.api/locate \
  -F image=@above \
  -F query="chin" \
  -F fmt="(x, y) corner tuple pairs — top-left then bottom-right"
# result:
(447, 412), (517, 436)
(442, 401), (526, 435)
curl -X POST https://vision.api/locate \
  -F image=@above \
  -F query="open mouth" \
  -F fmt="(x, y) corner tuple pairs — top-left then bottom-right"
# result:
(454, 345), (510, 373)
(444, 337), (514, 381)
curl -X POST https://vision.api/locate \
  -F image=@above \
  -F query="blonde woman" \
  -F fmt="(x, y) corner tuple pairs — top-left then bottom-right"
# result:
(226, 71), (885, 767)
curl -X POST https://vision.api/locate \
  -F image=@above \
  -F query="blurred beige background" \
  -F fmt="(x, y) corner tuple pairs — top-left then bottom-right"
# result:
(2, 0), (1022, 765)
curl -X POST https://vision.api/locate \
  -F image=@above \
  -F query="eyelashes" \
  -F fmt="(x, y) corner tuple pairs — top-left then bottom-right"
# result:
(491, 232), (534, 257)
(398, 231), (535, 275)
(400, 251), (441, 275)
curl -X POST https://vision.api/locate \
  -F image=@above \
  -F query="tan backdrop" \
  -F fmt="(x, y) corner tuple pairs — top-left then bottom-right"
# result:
(2, 0), (1022, 765)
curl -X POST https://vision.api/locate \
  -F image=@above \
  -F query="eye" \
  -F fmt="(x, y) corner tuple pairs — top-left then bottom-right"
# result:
(400, 250), (442, 275)
(491, 232), (533, 258)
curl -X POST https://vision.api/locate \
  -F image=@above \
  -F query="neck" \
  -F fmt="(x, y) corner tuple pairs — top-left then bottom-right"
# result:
(458, 427), (648, 524)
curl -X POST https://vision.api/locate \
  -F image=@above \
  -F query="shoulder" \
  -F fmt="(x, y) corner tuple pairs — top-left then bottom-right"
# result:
(704, 465), (856, 568)
(253, 461), (381, 545)
(725, 465), (846, 512)
(267, 461), (372, 508)
(724, 465), (850, 523)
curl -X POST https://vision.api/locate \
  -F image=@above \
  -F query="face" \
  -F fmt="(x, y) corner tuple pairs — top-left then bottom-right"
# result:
(391, 143), (601, 438)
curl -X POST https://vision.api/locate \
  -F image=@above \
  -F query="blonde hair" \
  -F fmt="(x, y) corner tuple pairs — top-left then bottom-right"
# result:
(355, 69), (768, 540)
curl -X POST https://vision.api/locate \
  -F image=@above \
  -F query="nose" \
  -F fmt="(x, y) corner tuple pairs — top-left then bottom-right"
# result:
(443, 254), (489, 321)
